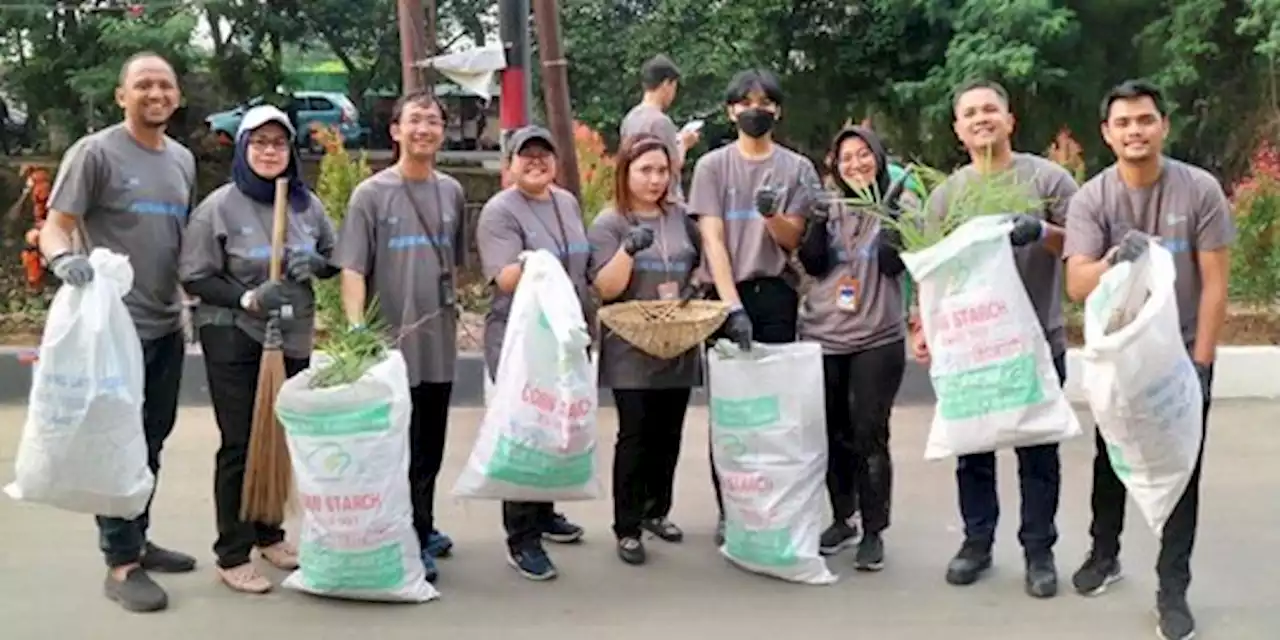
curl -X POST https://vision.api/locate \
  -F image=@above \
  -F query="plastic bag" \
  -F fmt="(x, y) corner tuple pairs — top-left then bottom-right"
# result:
(5, 248), (153, 518)
(454, 250), (601, 502)
(1081, 242), (1202, 536)
(901, 216), (1081, 459)
(276, 350), (439, 603)
(707, 340), (835, 585)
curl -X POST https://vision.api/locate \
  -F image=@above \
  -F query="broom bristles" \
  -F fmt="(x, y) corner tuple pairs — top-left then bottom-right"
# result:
(241, 348), (293, 525)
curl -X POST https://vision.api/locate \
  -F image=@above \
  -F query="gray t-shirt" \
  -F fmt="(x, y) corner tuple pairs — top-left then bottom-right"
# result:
(798, 202), (905, 355)
(620, 103), (683, 200)
(179, 184), (335, 359)
(334, 167), (466, 387)
(48, 123), (197, 340)
(588, 206), (702, 389)
(687, 143), (821, 285)
(476, 186), (595, 376)
(926, 153), (1077, 356)
(1064, 158), (1236, 345)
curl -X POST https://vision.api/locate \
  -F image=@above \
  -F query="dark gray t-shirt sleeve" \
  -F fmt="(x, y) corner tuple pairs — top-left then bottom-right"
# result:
(476, 200), (525, 281)
(177, 191), (226, 283)
(1045, 167), (1078, 226)
(786, 157), (822, 218)
(334, 185), (377, 275)
(587, 211), (626, 280)
(48, 138), (102, 218)
(1194, 178), (1234, 252)
(1062, 184), (1107, 260)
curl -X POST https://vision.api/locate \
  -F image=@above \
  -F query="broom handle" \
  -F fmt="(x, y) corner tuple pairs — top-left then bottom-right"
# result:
(269, 177), (288, 282)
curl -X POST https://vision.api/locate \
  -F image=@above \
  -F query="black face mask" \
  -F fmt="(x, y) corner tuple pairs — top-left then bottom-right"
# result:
(737, 108), (775, 138)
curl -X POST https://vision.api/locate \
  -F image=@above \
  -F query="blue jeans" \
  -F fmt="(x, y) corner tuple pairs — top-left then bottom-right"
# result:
(97, 331), (185, 567)
(955, 353), (1067, 559)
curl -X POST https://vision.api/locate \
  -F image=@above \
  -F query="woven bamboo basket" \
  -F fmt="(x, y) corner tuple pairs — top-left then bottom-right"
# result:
(598, 299), (730, 360)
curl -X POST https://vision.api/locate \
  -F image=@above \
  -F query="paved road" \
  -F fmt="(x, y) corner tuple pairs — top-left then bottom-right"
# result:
(1, 401), (1277, 639)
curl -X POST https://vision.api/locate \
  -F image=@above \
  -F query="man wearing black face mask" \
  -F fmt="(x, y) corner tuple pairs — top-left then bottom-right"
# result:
(688, 68), (822, 546)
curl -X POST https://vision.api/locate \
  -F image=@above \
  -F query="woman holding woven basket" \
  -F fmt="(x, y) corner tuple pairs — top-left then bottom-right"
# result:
(588, 133), (704, 566)
(797, 126), (913, 573)
(178, 105), (338, 594)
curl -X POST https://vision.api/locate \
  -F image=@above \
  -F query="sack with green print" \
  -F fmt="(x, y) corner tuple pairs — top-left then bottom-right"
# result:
(707, 340), (835, 585)
(901, 215), (1081, 460)
(1080, 242), (1202, 536)
(276, 349), (439, 603)
(454, 249), (601, 502)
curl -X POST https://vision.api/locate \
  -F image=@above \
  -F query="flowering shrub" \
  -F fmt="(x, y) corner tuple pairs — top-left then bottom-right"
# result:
(574, 121), (614, 226)
(311, 124), (372, 328)
(1045, 127), (1086, 184)
(1229, 139), (1280, 309)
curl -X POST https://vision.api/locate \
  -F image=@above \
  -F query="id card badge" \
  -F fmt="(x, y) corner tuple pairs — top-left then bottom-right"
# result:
(657, 281), (679, 301)
(439, 271), (457, 308)
(836, 276), (859, 311)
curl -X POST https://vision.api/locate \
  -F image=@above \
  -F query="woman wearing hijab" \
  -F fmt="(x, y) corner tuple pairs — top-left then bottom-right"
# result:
(588, 134), (703, 565)
(178, 105), (338, 594)
(798, 126), (911, 572)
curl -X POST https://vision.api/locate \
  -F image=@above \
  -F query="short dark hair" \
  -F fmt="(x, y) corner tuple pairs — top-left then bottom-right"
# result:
(119, 51), (172, 86)
(951, 78), (1010, 112)
(391, 90), (448, 124)
(724, 69), (784, 106)
(1100, 79), (1166, 122)
(641, 55), (681, 91)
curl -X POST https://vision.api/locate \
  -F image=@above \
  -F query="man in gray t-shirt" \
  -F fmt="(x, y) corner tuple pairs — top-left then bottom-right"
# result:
(914, 80), (1076, 598)
(334, 92), (466, 584)
(39, 53), (197, 614)
(620, 55), (699, 201)
(1063, 80), (1234, 640)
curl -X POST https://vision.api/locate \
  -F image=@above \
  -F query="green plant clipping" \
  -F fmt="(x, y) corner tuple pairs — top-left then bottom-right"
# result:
(310, 296), (392, 390)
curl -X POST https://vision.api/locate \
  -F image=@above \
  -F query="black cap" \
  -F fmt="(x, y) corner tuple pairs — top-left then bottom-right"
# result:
(507, 125), (556, 159)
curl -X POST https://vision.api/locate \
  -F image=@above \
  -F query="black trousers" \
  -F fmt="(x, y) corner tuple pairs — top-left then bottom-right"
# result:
(97, 330), (186, 567)
(201, 325), (309, 569)
(409, 382), (454, 545)
(494, 359), (558, 550)
(822, 341), (906, 535)
(708, 277), (799, 516)
(955, 353), (1067, 559)
(1088, 365), (1213, 599)
(611, 387), (693, 538)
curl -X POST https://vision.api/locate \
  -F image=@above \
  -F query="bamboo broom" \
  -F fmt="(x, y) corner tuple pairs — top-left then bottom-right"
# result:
(241, 177), (293, 525)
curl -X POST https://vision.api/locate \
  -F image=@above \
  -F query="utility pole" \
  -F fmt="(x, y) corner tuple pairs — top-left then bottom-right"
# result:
(530, 0), (581, 200)
(498, 0), (530, 187)
(397, 0), (432, 95)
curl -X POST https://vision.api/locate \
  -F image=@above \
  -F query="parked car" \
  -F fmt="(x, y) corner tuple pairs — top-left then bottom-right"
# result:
(204, 91), (367, 151)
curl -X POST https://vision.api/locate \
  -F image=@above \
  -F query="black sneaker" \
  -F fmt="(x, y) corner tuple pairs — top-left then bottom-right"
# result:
(641, 517), (684, 543)
(1024, 554), (1058, 598)
(714, 517), (726, 547)
(506, 546), (557, 581)
(139, 542), (196, 573)
(820, 521), (861, 556)
(1072, 553), (1123, 596)
(853, 533), (884, 571)
(103, 568), (168, 612)
(945, 540), (993, 586)
(1156, 594), (1196, 640)
(542, 512), (585, 544)
(616, 537), (646, 565)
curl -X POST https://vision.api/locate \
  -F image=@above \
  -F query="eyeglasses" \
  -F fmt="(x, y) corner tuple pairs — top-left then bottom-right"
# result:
(249, 138), (291, 151)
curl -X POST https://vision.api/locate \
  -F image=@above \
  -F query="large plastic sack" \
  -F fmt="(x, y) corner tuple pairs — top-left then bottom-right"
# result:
(707, 340), (835, 585)
(454, 249), (601, 502)
(1080, 242), (1202, 536)
(5, 248), (153, 518)
(275, 349), (439, 603)
(902, 216), (1081, 460)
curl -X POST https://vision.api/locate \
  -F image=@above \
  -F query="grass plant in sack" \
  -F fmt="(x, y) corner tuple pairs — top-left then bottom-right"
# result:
(273, 300), (438, 603)
(866, 165), (1081, 459)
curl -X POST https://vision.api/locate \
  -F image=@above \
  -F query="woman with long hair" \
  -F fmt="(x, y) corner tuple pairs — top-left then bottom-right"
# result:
(588, 133), (704, 565)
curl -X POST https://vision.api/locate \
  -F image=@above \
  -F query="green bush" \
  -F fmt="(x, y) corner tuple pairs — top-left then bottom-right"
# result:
(312, 126), (372, 330)
(1229, 176), (1280, 309)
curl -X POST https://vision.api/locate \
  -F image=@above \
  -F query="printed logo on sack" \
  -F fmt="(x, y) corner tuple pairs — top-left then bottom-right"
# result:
(304, 442), (357, 482)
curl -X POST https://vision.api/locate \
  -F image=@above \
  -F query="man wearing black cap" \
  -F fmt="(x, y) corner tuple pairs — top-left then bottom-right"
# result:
(476, 125), (594, 581)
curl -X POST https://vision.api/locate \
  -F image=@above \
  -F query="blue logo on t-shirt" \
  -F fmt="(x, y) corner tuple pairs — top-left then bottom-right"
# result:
(128, 200), (188, 219)
(389, 234), (452, 250)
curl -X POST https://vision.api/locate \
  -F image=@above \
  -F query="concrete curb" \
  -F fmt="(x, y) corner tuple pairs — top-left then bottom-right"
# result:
(0, 345), (1273, 408)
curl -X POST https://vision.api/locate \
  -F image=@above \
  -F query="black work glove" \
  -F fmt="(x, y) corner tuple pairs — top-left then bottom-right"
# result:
(49, 252), (94, 286)
(723, 307), (753, 351)
(1007, 214), (1044, 247)
(810, 197), (833, 222)
(754, 181), (782, 218)
(1194, 361), (1213, 402)
(247, 280), (293, 317)
(1109, 229), (1153, 265)
(284, 248), (330, 283)
(622, 225), (655, 256)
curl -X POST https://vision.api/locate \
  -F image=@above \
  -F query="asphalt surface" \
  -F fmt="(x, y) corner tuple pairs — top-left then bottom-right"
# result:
(1, 401), (1277, 639)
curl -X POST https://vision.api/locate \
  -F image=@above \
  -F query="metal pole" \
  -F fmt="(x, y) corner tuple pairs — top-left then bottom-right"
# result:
(530, 0), (581, 200)
(519, 0), (532, 124)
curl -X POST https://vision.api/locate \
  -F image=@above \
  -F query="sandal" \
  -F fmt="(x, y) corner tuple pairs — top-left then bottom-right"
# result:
(258, 542), (299, 570)
(216, 563), (272, 594)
